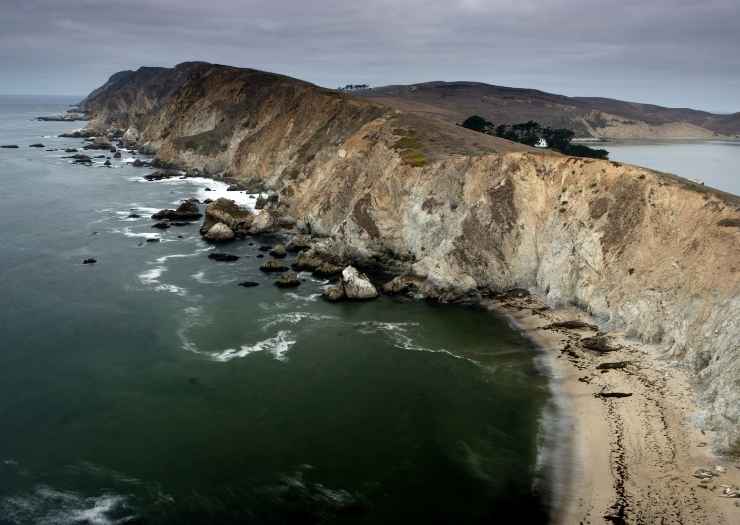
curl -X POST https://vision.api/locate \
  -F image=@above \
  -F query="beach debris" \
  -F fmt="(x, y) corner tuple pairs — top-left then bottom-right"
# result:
(595, 386), (632, 398)
(544, 320), (599, 331)
(714, 465), (727, 474)
(595, 391), (633, 398)
(581, 335), (619, 353)
(693, 468), (718, 480)
(719, 486), (739, 498)
(596, 361), (631, 370)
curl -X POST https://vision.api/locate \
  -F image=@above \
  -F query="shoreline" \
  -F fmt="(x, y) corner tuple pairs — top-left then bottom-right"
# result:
(487, 293), (740, 524)
(52, 118), (740, 521)
(133, 153), (740, 522)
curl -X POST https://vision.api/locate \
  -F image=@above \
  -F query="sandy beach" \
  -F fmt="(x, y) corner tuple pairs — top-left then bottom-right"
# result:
(488, 293), (740, 524)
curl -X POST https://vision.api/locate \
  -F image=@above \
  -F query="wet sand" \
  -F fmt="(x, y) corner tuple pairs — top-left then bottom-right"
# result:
(488, 293), (740, 524)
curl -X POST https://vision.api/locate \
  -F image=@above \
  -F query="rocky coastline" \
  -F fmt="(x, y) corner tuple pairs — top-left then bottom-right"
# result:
(48, 61), (740, 522)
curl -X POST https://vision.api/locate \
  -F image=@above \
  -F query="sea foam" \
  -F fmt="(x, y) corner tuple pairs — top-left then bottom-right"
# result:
(210, 331), (296, 362)
(0, 486), (132, 525)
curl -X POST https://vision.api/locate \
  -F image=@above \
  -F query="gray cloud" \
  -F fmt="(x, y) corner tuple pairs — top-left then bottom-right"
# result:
(1, 0), (738, 112)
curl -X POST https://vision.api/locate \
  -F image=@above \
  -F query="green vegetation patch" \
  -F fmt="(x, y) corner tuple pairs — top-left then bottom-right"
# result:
(461, 115), (609, 160)
(392, 130), (427, 167)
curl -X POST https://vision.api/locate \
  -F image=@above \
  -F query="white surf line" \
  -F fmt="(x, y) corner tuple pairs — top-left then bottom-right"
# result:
(355, 320), (481, 365)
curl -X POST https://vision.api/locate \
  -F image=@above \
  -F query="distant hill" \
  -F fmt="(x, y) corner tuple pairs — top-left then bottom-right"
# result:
(357, 81), (740, 139)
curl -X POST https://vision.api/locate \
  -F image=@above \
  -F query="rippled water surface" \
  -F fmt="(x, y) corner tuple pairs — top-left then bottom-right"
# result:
(0, 96), (552, 524)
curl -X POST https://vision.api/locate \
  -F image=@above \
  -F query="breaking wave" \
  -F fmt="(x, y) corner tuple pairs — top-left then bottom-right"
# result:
(356, 321), (478, 363)
(137, 266), (187, 296)
(210, 331), (296, 362)
(260, 311), (337, 330)
(0, 486), (134, 525)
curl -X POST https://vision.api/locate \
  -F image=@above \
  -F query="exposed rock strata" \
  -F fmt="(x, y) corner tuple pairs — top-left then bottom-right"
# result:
(80, 62), (740, 452)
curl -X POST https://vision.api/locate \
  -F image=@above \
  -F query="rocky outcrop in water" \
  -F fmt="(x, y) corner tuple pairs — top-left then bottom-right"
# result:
(203, 222), (234, 242)
(78, 61), (740, 452)
(323, 266), (378, 301)
(151, 199), (202, 221)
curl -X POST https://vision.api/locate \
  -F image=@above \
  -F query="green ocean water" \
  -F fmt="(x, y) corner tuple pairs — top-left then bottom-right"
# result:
(0, 96), (552, 524)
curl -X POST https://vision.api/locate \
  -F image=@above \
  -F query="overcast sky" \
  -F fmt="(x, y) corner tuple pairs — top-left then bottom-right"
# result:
(1, 0), (738, 112)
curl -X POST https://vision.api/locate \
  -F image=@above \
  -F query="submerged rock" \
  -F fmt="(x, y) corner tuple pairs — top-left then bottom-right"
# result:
(29, 143), (45, 148)
(238, 281), (259, 288)
(144, 170), (179, 181)
(69, 154), (93, 165)
(82, 258), (97, 264)
(0, 145), (19, 148)
(208, 253), (239, 262)
(260, 259), (289, 273)
(151, 222), (170, 230)
(274, 271), (301, 288)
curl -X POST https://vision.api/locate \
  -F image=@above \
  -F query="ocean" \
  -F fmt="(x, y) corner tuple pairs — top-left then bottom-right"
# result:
(0, 96), (553, 524)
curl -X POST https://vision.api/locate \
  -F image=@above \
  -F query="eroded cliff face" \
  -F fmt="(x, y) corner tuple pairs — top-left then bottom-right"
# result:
(82, 63), (740, 452)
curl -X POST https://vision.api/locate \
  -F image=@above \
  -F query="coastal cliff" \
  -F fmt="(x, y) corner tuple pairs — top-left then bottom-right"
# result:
(80, 62), (740, 453)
